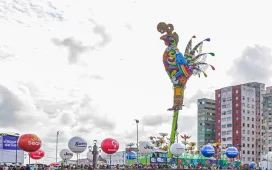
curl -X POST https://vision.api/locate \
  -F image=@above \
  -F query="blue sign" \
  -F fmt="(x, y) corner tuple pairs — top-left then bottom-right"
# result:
(249, 162), (256, 168)
(126, 151), (136, 160)
(2, 136), (21, 150)
(225, 147), (238, 158)
(201, 145), (215, 157)
(150, 157), (167, 163)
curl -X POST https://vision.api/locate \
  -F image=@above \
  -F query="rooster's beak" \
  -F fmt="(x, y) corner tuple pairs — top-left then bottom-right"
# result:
(160, 35), (167, 41)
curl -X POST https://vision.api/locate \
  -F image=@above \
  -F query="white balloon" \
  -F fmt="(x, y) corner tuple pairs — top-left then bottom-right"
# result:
(138, 141), (154, 156)
(60, 149), (73, 160)
(68, 136), (87, 153)
(170, 143), (185, 156)
(267, 152), (272, 162)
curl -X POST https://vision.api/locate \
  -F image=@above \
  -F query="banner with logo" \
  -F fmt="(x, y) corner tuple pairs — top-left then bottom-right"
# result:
(150, 157), (167, 163)
(2, 136), (21, 150)
(0, 135), (24, 163)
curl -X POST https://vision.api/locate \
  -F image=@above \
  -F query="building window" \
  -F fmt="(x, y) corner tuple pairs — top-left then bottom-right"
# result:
(236, 90), (238, 93)
(236, 96), (238, 100)
(236, 117), (239, 120)
(236, 110), (238, 114)
(218, 120), (220, 123)
(218, 132), (221, 136)
(243, 110), (245, 113)
(236, 103), (239, 107)
(252, 118), (254, 121)
(236, 130), (239, 134)
(218, 93), (220, 97)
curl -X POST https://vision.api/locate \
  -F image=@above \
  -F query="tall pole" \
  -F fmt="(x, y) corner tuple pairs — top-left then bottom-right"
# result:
(93, 140), (97, 169)
(56, 131), (59, 163)
(15, 136), (18, 166)
(135, 119), (139, 169)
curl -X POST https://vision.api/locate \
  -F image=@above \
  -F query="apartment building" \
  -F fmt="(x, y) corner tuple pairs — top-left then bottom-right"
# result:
(262, 86), (272, 155)
(215, 82), (265, 164)
(197, 98), (216, 150)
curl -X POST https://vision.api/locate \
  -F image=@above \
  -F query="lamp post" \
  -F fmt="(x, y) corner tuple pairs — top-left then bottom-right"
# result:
(134, 119), (139, 169)
(56, 131), (59, 163)
(93, 140), (98, 169)
(14, 133), (20, 167)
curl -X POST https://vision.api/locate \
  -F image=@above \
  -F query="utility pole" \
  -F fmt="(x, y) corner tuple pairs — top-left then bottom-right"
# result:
(56, 131), (59, 163)
(134, 119), (139, 170)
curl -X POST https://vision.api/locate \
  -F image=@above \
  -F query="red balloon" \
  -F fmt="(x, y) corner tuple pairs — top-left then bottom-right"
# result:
(101, 138), (119, 154)
(18, 134), (42, 152)
(29, 149), (45, 160)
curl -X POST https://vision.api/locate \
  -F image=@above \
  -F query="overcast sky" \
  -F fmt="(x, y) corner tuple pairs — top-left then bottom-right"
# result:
(1, 0), (272, 164)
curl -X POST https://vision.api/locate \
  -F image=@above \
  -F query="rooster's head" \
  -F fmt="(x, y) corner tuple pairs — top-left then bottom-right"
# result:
(157, 22), (179, 47)
(160, 35), (177, 46)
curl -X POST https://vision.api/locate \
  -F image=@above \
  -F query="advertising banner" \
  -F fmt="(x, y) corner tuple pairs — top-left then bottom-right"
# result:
(2, 136), (21, 150)
(0, 135), (24, 164)
(150, 157), (167, 163)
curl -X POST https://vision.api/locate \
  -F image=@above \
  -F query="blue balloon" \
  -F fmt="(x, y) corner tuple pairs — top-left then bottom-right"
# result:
(225, 147), (239, 158)
(249, 162), (256, 168)
(201, 145), (215, 157)
(126, 151), (137, 160)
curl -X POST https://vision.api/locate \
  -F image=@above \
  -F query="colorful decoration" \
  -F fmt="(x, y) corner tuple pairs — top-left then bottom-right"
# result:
(18, 134), (42, 152)
(29, 149), (45, 160)
(225, 147), (239, 158)
(201, 145), (215, 158)
(101, 138), (119, 154)
(157, 22), (215, 157)
(180, 134), (191, 142)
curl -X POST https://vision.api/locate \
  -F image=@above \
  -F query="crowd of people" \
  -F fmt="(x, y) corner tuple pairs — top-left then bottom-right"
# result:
(0, 163), (253, 170)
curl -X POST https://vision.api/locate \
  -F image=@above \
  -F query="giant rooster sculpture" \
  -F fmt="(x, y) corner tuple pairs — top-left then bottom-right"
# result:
(157, 22), (215, 157)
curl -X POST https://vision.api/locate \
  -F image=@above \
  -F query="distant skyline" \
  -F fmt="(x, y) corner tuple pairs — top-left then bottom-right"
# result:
(0, 0), (272, 164)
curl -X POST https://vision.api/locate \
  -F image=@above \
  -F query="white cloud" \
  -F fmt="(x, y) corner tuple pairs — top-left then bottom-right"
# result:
(0, 0), (272, 164)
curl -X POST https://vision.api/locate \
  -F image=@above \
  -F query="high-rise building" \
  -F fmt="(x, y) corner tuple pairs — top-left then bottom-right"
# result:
(244, 82), (266, 162)
(197, 98), (216, 150)
(215, 82), (265, 164)
(261, 86), (272, 155)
